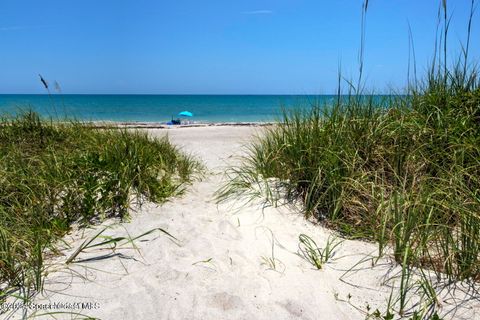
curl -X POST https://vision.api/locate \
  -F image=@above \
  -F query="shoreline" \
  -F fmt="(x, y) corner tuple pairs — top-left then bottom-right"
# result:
(88, 120), (277, 129)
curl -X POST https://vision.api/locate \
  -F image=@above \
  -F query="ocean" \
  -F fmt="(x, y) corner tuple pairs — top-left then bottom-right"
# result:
(0, 94), (381, 123)
(0, 94), (340, 123)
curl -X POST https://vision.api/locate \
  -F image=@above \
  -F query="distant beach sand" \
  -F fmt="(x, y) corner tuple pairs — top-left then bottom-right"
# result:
(89, 121), (276, 129)
(12, 126), (479, 320)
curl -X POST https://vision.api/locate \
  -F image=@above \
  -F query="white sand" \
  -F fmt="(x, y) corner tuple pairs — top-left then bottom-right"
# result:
(8, 126), (479, 319)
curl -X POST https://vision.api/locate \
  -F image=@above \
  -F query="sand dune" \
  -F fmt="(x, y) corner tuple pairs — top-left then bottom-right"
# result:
(9, 126), (479, 320)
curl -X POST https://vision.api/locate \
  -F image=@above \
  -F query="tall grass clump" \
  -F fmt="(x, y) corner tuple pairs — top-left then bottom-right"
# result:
(0, 111), (200, 298)
(217, 2), (480, 284)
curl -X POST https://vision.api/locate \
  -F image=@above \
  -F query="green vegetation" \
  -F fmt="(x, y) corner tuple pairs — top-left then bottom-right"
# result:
(0, 111), (200, 299)
(259, 227), (285, 272)
(218, 70), (480, 317)
(217, 1), (479, 318)
(298, 234), (341, 270)
(218, 74), (480, 278)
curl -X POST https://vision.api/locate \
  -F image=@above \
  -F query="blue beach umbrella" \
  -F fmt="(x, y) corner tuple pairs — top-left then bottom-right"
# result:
(178, 111), (193, 117)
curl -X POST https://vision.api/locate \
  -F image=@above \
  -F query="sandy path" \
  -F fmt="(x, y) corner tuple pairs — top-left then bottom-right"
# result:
(9, 126), (478, 320)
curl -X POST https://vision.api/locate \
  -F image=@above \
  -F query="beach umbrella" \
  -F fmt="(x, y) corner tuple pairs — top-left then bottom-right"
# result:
(178, 111), (193, 117)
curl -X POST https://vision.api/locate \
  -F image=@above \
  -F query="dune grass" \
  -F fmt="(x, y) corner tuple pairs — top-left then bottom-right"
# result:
(217, 70), (479, 320)
(218, 67), (480, 280)
(216, 2), (480, 317)
(0, 111), (201, 300)
(217, 0), (480, 292)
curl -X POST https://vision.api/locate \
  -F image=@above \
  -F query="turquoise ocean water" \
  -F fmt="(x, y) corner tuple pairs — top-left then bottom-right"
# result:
(0, 94), (366, 123)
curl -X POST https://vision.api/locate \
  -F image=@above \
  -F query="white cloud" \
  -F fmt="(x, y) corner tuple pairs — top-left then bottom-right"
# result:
(242, 10), (273, 15)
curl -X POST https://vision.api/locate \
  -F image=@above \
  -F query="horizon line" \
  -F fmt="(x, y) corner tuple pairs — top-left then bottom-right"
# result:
(0, 93), (396, 96)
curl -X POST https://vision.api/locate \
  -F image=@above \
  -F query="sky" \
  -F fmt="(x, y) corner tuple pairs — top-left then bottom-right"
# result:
(1, 0), (479, 94)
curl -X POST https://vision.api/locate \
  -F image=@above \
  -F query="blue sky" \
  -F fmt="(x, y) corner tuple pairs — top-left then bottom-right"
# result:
(1, 0), (479, 94)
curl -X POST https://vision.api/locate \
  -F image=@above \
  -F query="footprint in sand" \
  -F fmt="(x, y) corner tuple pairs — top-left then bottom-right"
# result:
(208, 292), (244, 311)
(277, 300), (312, 319)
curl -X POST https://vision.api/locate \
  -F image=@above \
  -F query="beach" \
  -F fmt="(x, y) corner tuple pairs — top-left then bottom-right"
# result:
(6, 125), (478, 320)
(2, 1), (480, 319)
